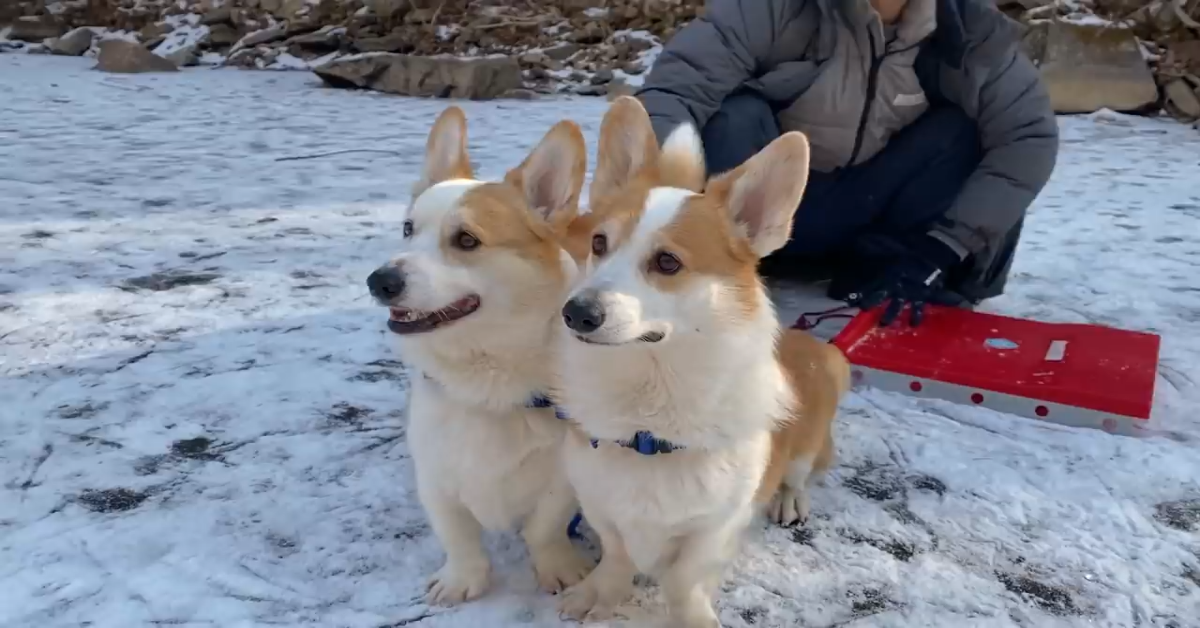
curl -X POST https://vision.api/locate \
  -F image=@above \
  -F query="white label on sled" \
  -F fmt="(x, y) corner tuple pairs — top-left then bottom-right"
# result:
(1044, 340), (1068, 362)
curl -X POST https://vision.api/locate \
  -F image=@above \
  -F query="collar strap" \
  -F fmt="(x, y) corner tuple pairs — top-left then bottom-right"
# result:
(527, 394), (569, 420)
(589, 430), (685, 456)
(422, 373), (567, 420)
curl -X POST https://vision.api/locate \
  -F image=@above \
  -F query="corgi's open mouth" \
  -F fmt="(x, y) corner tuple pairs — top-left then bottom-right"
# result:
(387, 294), (481, 335)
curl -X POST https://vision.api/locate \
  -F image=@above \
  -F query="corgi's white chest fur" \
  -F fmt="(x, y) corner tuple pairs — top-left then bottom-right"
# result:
(564, 429), (771, 573)
(408, 372), (568, 529)
(557, 330), (791, 574)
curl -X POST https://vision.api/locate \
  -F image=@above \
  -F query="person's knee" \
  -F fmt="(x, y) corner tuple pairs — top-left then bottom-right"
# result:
(921, 105), (982, 163)
(705, 92), (775, 131)
(701, 91), (780, 174)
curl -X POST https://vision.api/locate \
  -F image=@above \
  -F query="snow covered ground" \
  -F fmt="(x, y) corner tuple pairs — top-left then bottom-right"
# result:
(2, 55), (1199, 628)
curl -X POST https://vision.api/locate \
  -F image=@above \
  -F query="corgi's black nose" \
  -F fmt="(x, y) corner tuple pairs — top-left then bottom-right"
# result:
(367, 265), (406, 302)
(562, 296), (605, 333)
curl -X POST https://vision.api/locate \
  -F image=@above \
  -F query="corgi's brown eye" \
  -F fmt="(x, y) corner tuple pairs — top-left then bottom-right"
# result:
(403, 220), (413, 238)
(591, 233), (608, 257)
(454, 230), (480, 251)
(652, 251), (682, 275)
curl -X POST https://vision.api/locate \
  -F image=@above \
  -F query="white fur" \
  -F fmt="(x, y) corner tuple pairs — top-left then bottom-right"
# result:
(576, 187), (695, 345)
(556, 188), (794, 625)
(661, 123), (702, 166)
(384, 174), (590, 606)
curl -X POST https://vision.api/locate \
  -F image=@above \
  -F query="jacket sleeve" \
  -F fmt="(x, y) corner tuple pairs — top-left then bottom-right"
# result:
(635, 0), (797, 143)
(934, 40), (1059, 269)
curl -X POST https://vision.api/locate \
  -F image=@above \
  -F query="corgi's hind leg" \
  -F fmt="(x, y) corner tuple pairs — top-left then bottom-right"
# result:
(810, 431), (836, 487)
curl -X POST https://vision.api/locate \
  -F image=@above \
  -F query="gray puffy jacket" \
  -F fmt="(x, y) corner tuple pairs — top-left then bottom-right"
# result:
(636, 0), (1059, 300)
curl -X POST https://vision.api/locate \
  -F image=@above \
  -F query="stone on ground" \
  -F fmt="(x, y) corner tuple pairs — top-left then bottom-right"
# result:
(8, 15), (65, 42)
(313, 54), (522, 100)
(49, 27), (94, 56)
(94, 40), (179, 73)
(1036, 22), (1158, 114)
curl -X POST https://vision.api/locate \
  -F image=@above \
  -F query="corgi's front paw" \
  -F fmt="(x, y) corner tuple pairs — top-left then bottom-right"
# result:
(426, 560), (490, 606)
(767, 485), (809, 528)
(532, 543), (593, 593)
(558, 576), (615, 621)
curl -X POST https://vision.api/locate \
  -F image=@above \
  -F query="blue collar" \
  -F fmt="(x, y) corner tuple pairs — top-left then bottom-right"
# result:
(537, 400), (684, 455)
(420, 373), (568, 420)
(526, 393), (569, 420)
(421, 374), (678, 455)
(588, 431), (685, 456)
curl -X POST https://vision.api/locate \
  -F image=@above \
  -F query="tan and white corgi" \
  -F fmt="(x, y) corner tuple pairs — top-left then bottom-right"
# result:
(365, 107), (593, 606)
(553, 96), (849, 626)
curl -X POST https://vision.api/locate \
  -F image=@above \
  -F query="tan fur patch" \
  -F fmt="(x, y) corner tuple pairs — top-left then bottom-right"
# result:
(443, 183), (568, 283)
(754, 331), (850, 503)
(647, 196), (761, 317)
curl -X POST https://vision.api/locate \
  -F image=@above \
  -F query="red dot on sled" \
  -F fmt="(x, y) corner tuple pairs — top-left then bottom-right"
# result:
(909, 381), (923, 392)
(1035, 405), (1049, 417)
(970, 393), (984, 404)
(1102, 418), (1118, 432)
(851, 369), (864, 384)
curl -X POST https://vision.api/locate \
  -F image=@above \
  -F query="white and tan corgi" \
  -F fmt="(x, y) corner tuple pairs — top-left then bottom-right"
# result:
(553, 96), (849, 626)
(365, 107), (593, 606)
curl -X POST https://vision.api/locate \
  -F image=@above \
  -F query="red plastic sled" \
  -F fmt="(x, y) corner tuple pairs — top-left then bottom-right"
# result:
(829, 305), (1161, 436)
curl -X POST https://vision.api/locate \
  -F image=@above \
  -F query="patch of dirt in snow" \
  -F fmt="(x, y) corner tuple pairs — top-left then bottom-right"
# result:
(2, 57), (1200, 628)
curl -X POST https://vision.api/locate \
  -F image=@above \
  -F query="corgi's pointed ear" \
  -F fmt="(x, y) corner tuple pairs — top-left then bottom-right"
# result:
(505, 120), (587, 228)
(590, 96), (659, 201)
(412, 106), (472, 200)
(705, 131), (810, 258)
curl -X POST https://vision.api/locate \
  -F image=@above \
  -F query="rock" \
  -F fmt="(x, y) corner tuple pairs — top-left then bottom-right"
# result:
(1168, 40), (1200, 74)
(233, 23), (289, 51)
(519, 51), (549, 67)
(139, 22), (175, 42)
(225, 47), (263, 68)
(591, 68), (613, 84)
(1164, 79), (1200, 119)
(499, 88), (538, 100)
(366, 0), (411, 20)
(313, 53), (523, 100)
(95, 40), (178, 73)
(573, 83), (607, 96)
(201, 6), (233, 25)
(276, 0), (308, 20)
(1019, 19), (1047, 64)
(352, 32), (413, 53)
(286, 25), (344, 50)
(206, 23), (240, 47)
(164, 44), (200, 67)
(571, 21), (605, 44)
(49, 27), (94, 56)
(1037, 22), (1158, 114)
(9, 15), (65, 42)
(543, 43), (579, 61)
(606, 76), (636, 100)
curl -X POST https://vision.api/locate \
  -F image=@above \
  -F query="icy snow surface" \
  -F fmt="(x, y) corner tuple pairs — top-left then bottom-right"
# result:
(2, 56), (1200, 628)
